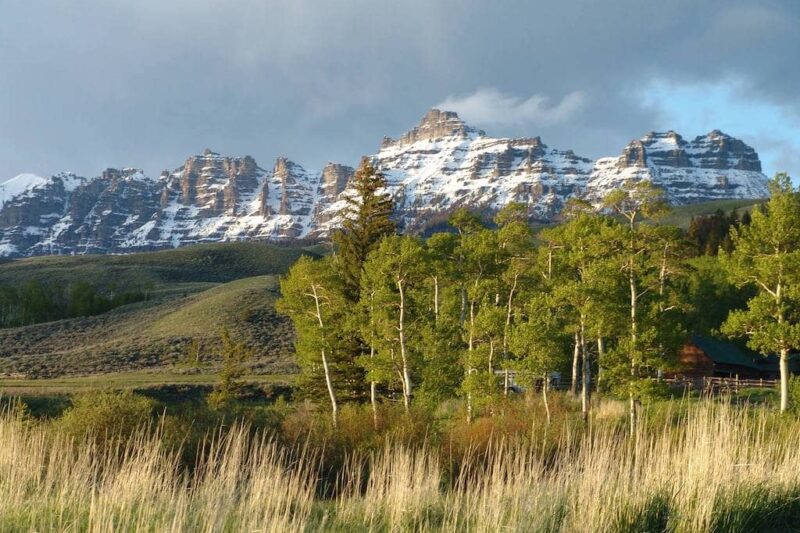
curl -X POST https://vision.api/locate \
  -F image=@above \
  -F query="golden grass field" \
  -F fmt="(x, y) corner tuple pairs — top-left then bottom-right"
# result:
(3, 397), (800, 532)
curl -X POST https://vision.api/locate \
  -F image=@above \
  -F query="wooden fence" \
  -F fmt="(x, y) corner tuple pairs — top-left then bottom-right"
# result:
(662, 376), (779, 394)
(496, 371), (779, 395)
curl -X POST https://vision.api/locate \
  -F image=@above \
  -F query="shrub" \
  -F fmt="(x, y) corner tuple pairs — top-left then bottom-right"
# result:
(56, 390), (155, 445)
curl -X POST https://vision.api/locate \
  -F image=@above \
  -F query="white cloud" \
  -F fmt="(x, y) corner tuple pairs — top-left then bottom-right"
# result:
(436, 87), (587, 129)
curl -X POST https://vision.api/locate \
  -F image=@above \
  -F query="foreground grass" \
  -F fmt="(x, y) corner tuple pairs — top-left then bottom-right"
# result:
(3, 398), (800, 532)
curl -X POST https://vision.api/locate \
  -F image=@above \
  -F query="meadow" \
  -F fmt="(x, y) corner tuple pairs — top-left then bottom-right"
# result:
(2, 392), (800, 532)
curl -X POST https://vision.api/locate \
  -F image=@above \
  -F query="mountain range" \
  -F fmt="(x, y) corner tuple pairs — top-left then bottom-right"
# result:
(0, 109), (769, 257)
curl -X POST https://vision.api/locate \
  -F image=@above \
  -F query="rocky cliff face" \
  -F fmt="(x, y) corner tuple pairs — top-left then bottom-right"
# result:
(0, 110), (770, 256)
(347, 110), (595, 233)
(586, 130), (768, 203)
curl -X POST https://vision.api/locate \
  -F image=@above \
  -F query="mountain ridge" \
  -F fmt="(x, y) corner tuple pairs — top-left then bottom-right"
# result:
(0, 109), (770, 257)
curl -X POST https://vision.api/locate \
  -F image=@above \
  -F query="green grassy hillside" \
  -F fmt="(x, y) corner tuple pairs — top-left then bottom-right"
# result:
(659, 198), (764, 228)
(0, 242), (317, 379)
(0, 275), (295, 378)
(0, 241), (313, 291)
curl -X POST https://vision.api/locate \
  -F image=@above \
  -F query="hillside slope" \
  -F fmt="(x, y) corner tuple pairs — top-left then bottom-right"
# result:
(0, 242), (316, 378)
(0, 275), (295, 378)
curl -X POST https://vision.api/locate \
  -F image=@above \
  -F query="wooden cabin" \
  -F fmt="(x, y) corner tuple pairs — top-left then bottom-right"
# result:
(675, 336), (762, 379)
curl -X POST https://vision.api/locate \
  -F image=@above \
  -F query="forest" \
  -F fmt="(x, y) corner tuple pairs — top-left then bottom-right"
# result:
(278, 161), (800, 431)
(0, 280), (146, 327)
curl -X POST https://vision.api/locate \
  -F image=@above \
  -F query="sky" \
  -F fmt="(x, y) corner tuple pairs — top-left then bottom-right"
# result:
(1, 0), (799, 181)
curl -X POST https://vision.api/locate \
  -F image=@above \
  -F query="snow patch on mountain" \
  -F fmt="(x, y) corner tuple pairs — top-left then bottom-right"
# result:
(0, 110), (771, 257)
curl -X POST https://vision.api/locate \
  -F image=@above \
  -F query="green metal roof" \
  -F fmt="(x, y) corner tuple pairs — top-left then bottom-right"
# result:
(691, 336), (761, 370)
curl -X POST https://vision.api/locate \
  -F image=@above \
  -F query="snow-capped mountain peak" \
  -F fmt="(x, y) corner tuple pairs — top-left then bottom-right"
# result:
(0, 110), (770, 256)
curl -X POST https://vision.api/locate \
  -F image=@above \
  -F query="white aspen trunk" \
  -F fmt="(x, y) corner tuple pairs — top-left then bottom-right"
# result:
(629, 393), (636, 438)
(571, 332), (580, 395)
(777, 280), (789, 413)
(460, 286), (467, 326)
(468, 300), (475, 351)
(542, 373), (551, 425)
(369, 294), (378, 429)
(780, 348), (790, 413)
(596, 337), (605, 390)
(488, 339), (494, 373)
(311, 284), (338, 428)
(370, 380), (378, 429)
(580, 317), (590, 422)
(320, 349), (338, 428)
(504, 369), (510, 397)
(397, 278), (412, 412)
(433, 276), (439, 320)
(504, 273), (518, 355)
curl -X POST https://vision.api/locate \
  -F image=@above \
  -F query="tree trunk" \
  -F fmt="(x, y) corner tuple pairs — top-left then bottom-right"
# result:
(629, 392), (636, 438)
(571, 332), (580, 395)
(504, 369), (510, 397)
(580, 317), (590, 423)
(504, 273), (518, 356)
(397, 278), (412, 412)
(777, 281), (789, 413)
(629, 264), (638, 436)
(596, 337), (605, 390)
(433, 276), (439, 320)
(460, 286), (467, 326)
(370, 344), (378, 429)
(542, 373), (551, 425)
(311, 284), (338, 428)
(468, 300), (476, 351)
(780, 347), (790, 413)
(320, 348), (338, 428)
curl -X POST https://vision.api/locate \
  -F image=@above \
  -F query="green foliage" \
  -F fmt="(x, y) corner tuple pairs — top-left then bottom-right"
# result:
(686, 208), (749, 256)
(679, 256), (754, 336)
(510, 293), (569, 383)
(208, 328), (255, 410)
(277, 256), (365, 405)
(331, 158), (396, 299)
(56, 390), (154, 444)
(721, 174), (800, 357)
(0, 279), (146, 328)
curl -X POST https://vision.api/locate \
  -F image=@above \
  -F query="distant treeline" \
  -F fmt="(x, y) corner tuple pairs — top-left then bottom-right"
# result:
(0, 281), (146, 327)
(686, 208), (753, 255)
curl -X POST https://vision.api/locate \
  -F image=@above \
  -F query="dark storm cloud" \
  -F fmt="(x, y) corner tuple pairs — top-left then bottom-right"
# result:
(1, 0), (798, 179)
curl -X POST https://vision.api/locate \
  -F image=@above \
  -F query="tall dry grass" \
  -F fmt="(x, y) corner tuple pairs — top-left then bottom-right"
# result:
(3, 399), (800, 532)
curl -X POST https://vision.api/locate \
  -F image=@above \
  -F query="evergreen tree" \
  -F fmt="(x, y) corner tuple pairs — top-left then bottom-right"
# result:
(208, 328), (255, 410)
(721, 174), (800, 412)
(332, 158), (396, 300)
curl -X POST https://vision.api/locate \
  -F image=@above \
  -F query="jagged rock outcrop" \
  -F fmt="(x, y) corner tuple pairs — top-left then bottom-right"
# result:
(320, 111), (595, 234)
(0, 110), (771, 257)
(586, 130), (769, 203)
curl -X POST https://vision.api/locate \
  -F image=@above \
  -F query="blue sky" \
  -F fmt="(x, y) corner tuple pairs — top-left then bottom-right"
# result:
(1, 1), (798, 181)
(640, 79), (800, 180)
